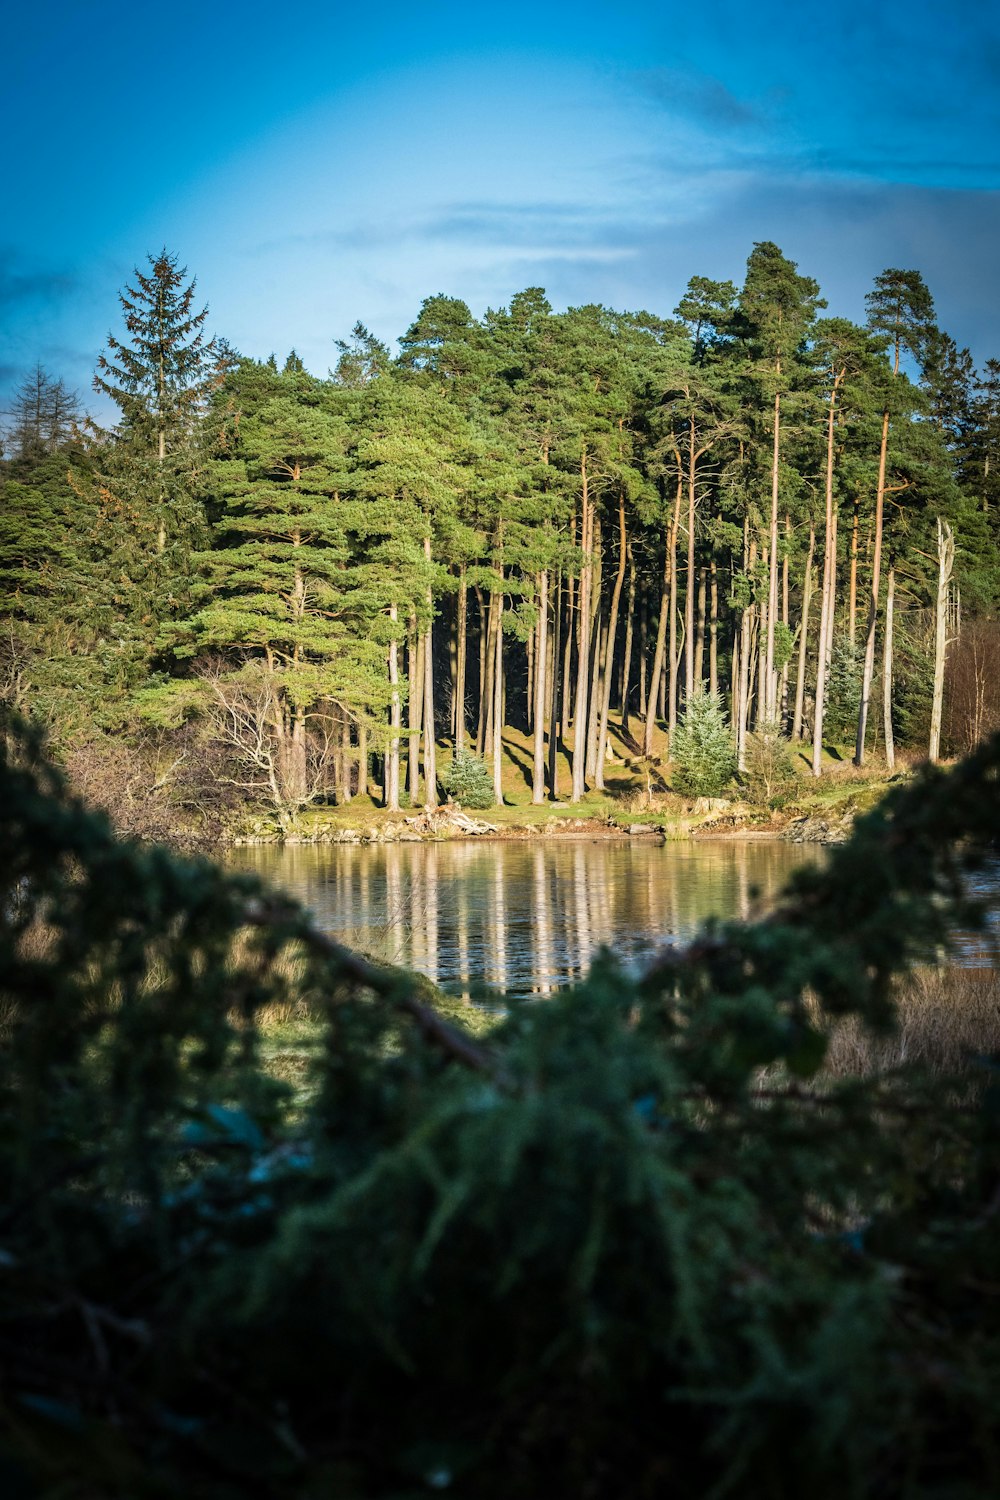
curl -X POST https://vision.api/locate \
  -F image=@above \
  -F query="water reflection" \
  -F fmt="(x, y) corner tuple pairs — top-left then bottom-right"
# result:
(232, 838), (826, 1000)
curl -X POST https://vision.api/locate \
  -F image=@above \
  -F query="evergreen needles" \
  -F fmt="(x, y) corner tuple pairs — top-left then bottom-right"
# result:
(2, 715), (1000, 1496)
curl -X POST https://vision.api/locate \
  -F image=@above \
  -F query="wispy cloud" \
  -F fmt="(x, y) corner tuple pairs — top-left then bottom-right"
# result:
(253, 201), (637, 260)
(0, 248), (77, 309)
(635, 67), (764, 129)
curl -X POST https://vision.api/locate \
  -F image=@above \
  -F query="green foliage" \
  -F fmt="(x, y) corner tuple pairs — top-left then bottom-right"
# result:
(3, 718), (1000, 1495)
(670, 691), (737, 795)
(825, 636), (863, 741)
(444, 748), (495, 807)
(743, 720), (797, 805)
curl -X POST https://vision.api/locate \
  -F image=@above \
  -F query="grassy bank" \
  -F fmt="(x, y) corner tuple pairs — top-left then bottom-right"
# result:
(230, 715), (911, 845)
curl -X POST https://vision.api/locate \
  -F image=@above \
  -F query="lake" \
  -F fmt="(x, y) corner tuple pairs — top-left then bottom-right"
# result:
(231, 837), (827, 1000)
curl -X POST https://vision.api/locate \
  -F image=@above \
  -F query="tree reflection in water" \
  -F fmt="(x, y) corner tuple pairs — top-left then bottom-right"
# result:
(232, 839), (825, 1001)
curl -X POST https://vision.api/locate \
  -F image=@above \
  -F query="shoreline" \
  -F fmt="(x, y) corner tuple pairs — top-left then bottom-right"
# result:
(227, 804), (842, 848)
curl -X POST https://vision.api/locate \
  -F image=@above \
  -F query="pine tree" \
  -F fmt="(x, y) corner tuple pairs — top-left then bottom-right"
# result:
(4, 365), (80, 465)
(854, 269), (937, 765)
(735, 243), (823, 725)
(95, 249), (216, 459)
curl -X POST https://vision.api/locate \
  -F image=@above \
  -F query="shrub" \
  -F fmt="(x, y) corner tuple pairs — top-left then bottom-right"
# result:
(444, 748), (495, 808)
(824, 636), (863, 740)
(743, 720), (797, 806)
(669, 691), (736, 796)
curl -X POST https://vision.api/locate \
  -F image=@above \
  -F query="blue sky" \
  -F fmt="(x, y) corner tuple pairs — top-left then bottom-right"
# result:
(4, 0), (999, 419)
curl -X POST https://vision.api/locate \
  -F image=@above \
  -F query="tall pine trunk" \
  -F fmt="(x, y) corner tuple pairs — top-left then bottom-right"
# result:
(385, 603), (401, 811)
(571, 450), (593, 802)
(929, 521), (954, 764)
(595, 493), (628, 790)
(764, 378), (781, 719)
(644, 480), (677, 757)
(408, 620), (423, 803)
(855, 406), (890, 766)
(620, 546), (636, 731)
(455, 566), (467, 754)
(548, 572), (563, 799)
(792, 519), (815, 741)
(532, 570), (549, 803)
(812, 368), (844, 775)
(883, 565), (895, 772)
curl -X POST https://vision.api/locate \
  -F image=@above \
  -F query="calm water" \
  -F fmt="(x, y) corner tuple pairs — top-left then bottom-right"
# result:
(231, 837), (826, 999)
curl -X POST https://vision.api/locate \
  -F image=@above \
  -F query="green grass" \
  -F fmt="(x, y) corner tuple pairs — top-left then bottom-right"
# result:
(242, 714), (909, 841)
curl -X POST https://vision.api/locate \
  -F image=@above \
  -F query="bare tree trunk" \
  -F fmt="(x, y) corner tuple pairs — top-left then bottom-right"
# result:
(764, 380), (781, 719)
(595, 493), (628, 790)
(620, 545), (636, 731)
(813, 371), (843, 775)
(532, 569), (549, 803)
(586, 610), (604, 782)
(386, 604), (401, 811)
(455, 566), (468, 754)
(474, 586), (488, 756)
(548, 571), (563, 799)
(357, 720), (369, 800)
(667, 477), (683, 738)
(709, 558), (719, 698)
(736, 529), (757, 770)
(492, 585), (504, 802)
(855, 406), (890, 766)
(585, 507), (604, 782)
(408, 621), (423, 803)
(780, 515), (790, 723)
(562, 555), (575, 738)
(422, 538), (437, 807)
(756, 564), (769, 728)
(848, 494), (860, 648)
(929, 520), (955, 764)
(883, 565), (895, 772)
(481, 591), (497, 760)
(693, 567), (707, 693)
(792, 518), (815, 741)
(571, 450), (593, 802)
(685, 416), (697, 702)
(644, 492), (675, 757)
(638, 586), (648, 726)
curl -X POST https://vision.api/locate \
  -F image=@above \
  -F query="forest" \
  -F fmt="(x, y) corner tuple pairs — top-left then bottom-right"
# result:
(3, 244), (1000, 828)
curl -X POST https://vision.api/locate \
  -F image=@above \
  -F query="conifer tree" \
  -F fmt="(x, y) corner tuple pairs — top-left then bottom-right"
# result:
(855, 269), (936, 765)
(95, 249), (216, 458)
(173, 361), (388, 820)
(735, 243), (823, 724)
(4, 365), (80, 464)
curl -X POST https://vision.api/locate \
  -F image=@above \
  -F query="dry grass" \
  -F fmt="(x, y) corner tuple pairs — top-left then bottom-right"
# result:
(823, 966), (1000, 1077)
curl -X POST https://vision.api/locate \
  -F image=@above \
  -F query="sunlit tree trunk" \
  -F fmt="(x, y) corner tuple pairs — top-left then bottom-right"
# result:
(385, 604), (401, 811)
(595, 493), (628, 790)
(532, 569), (549, 803)
(929, 520), (954, 764)
(455, 566), (468, 755)
(883, 565), (895, 772)
(709, 558), (719, 698)
(408, 619), (423, 803)
(492, 579), (504, 803)
(848, 495), (860, 647)
(792, 518), (815, 741)
(644, 478), (679, 757)
(693, 567), (707, 692)
(855, 407), (890, 766)
(620, 545), (636, 731)
(813, 368), (844, 775)
(764, 377), (781, 718)
(475, 586), (488, 756)
(571, 449), (593, 802)
(548, 571), (563, 799)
